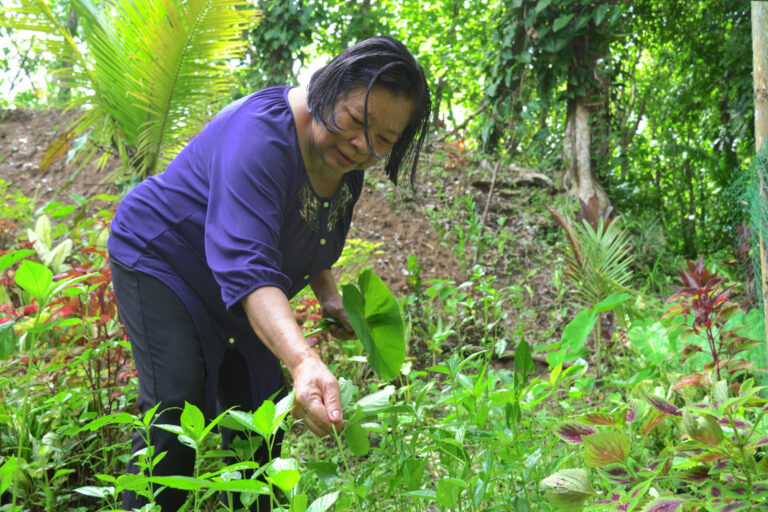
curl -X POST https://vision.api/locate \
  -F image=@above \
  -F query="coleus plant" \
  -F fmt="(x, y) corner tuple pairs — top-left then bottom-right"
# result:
(541, 379), (768, 511)
(665, 257), (761, 382)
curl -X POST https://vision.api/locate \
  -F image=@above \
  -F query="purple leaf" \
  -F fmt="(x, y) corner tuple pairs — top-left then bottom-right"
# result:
(755, 438), (768, 446)
(680, 466), (709, 482)
(720, 503), (748, 511)
(626, 400), (638, 423)
(643, 498), (684, 512)
(579, 412), (617, 426)
(716, 417), (751, 429)
(645, 394), (682, 416)
(554, 422), (598, 444)
(603, 466), (633, 484)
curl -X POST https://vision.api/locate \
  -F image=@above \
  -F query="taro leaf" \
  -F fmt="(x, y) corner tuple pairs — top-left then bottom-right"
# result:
(541, 468), (594, 510)
(344, 421), (370, 456)
(554, 422), (597, 444)
(15, 260), (53, 300)
(641, 498), (684, 512)
(342, 270), (405, 380)
(593, 293), (632, 313)
(627, 320), (671, 366)
(582, 431), (630, 468)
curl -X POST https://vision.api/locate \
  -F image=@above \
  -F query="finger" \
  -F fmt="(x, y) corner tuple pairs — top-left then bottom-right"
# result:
(321, 379), (343, 424)
(293, 402), (331, 436)
(338, 312), (354, 332)
(329, 324), (354, 340)
(304, 394), (334, 434)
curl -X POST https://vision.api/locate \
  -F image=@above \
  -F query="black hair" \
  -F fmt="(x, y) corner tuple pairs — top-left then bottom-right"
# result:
(307, 36), (431, 186)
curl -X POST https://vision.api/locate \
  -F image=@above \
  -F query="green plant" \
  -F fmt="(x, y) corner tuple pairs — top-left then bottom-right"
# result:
(666, 257), (762, 382)
(75, 396), (300, 510)
(542, 378), (768, 511)
(548, 197), (635, 376)
(2, 255), (95, 508)
(1, 0), (258, 179)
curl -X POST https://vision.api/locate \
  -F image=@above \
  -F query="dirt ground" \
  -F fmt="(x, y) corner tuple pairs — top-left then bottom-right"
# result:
(0, 108), (462, 292)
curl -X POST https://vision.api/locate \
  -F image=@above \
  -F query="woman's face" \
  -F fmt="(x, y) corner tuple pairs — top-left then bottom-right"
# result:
(309, 85), (414, 177)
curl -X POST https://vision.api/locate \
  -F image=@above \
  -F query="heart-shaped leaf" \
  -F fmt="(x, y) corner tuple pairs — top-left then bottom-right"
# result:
(342, 270), (405, 380)
(15, 260), (53, 300)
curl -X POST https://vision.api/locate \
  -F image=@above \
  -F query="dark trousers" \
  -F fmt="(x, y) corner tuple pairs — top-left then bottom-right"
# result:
(110, 259), (283, 511)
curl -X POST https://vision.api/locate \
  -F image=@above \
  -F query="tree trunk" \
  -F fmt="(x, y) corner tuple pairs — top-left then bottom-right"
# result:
(752, 1), (768, 366)
(561, 95), (610, 214)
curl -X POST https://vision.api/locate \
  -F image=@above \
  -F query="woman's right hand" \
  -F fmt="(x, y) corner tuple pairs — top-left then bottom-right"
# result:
(290, 356), (344, 437)
(241, 286), (343, 437)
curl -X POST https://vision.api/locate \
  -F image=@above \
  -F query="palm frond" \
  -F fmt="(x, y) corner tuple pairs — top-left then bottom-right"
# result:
(567, 217), (635, 307)
(1, 0), (96, 97)
(75, 0), (257, 177)
(3, 0), (259, 179)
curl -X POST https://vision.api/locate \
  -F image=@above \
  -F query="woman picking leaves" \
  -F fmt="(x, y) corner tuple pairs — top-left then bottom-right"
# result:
(107, 35), (431, 510)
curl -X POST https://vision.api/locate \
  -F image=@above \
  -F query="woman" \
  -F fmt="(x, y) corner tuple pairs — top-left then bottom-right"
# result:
(108, 35), (431, 510)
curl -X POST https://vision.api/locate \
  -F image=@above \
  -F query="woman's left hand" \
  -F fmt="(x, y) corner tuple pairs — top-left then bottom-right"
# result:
(320, 297), (356, 340)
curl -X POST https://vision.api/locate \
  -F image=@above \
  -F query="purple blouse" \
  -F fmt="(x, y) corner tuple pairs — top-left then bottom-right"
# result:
(108, 86), (363, 414)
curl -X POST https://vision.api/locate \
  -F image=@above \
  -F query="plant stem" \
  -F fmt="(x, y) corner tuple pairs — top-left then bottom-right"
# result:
(331, 427), (363, 510)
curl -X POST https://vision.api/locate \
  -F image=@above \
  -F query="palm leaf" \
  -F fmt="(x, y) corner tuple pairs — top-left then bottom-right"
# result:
(1, 1), (94, 90)
(75, 0), (258, 177)
(2, 0), (259, 178)
(566, 217), (635, 307)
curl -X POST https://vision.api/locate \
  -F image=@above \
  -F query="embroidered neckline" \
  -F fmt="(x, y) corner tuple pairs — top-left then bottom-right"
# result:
(297, 180), (353, 233)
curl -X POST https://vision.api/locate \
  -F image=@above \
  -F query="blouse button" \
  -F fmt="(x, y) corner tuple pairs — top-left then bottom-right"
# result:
(228, 337), (235, 345)
(320, 238), (326, 245)
(323, 201), (330, 208)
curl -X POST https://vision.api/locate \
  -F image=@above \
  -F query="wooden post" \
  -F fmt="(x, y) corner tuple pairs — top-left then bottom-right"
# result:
(752, 2), (768, 366)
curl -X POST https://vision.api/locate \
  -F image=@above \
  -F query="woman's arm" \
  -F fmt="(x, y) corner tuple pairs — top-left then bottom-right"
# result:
(310, 269), (354, 338)
(242, 286), (343, 436)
